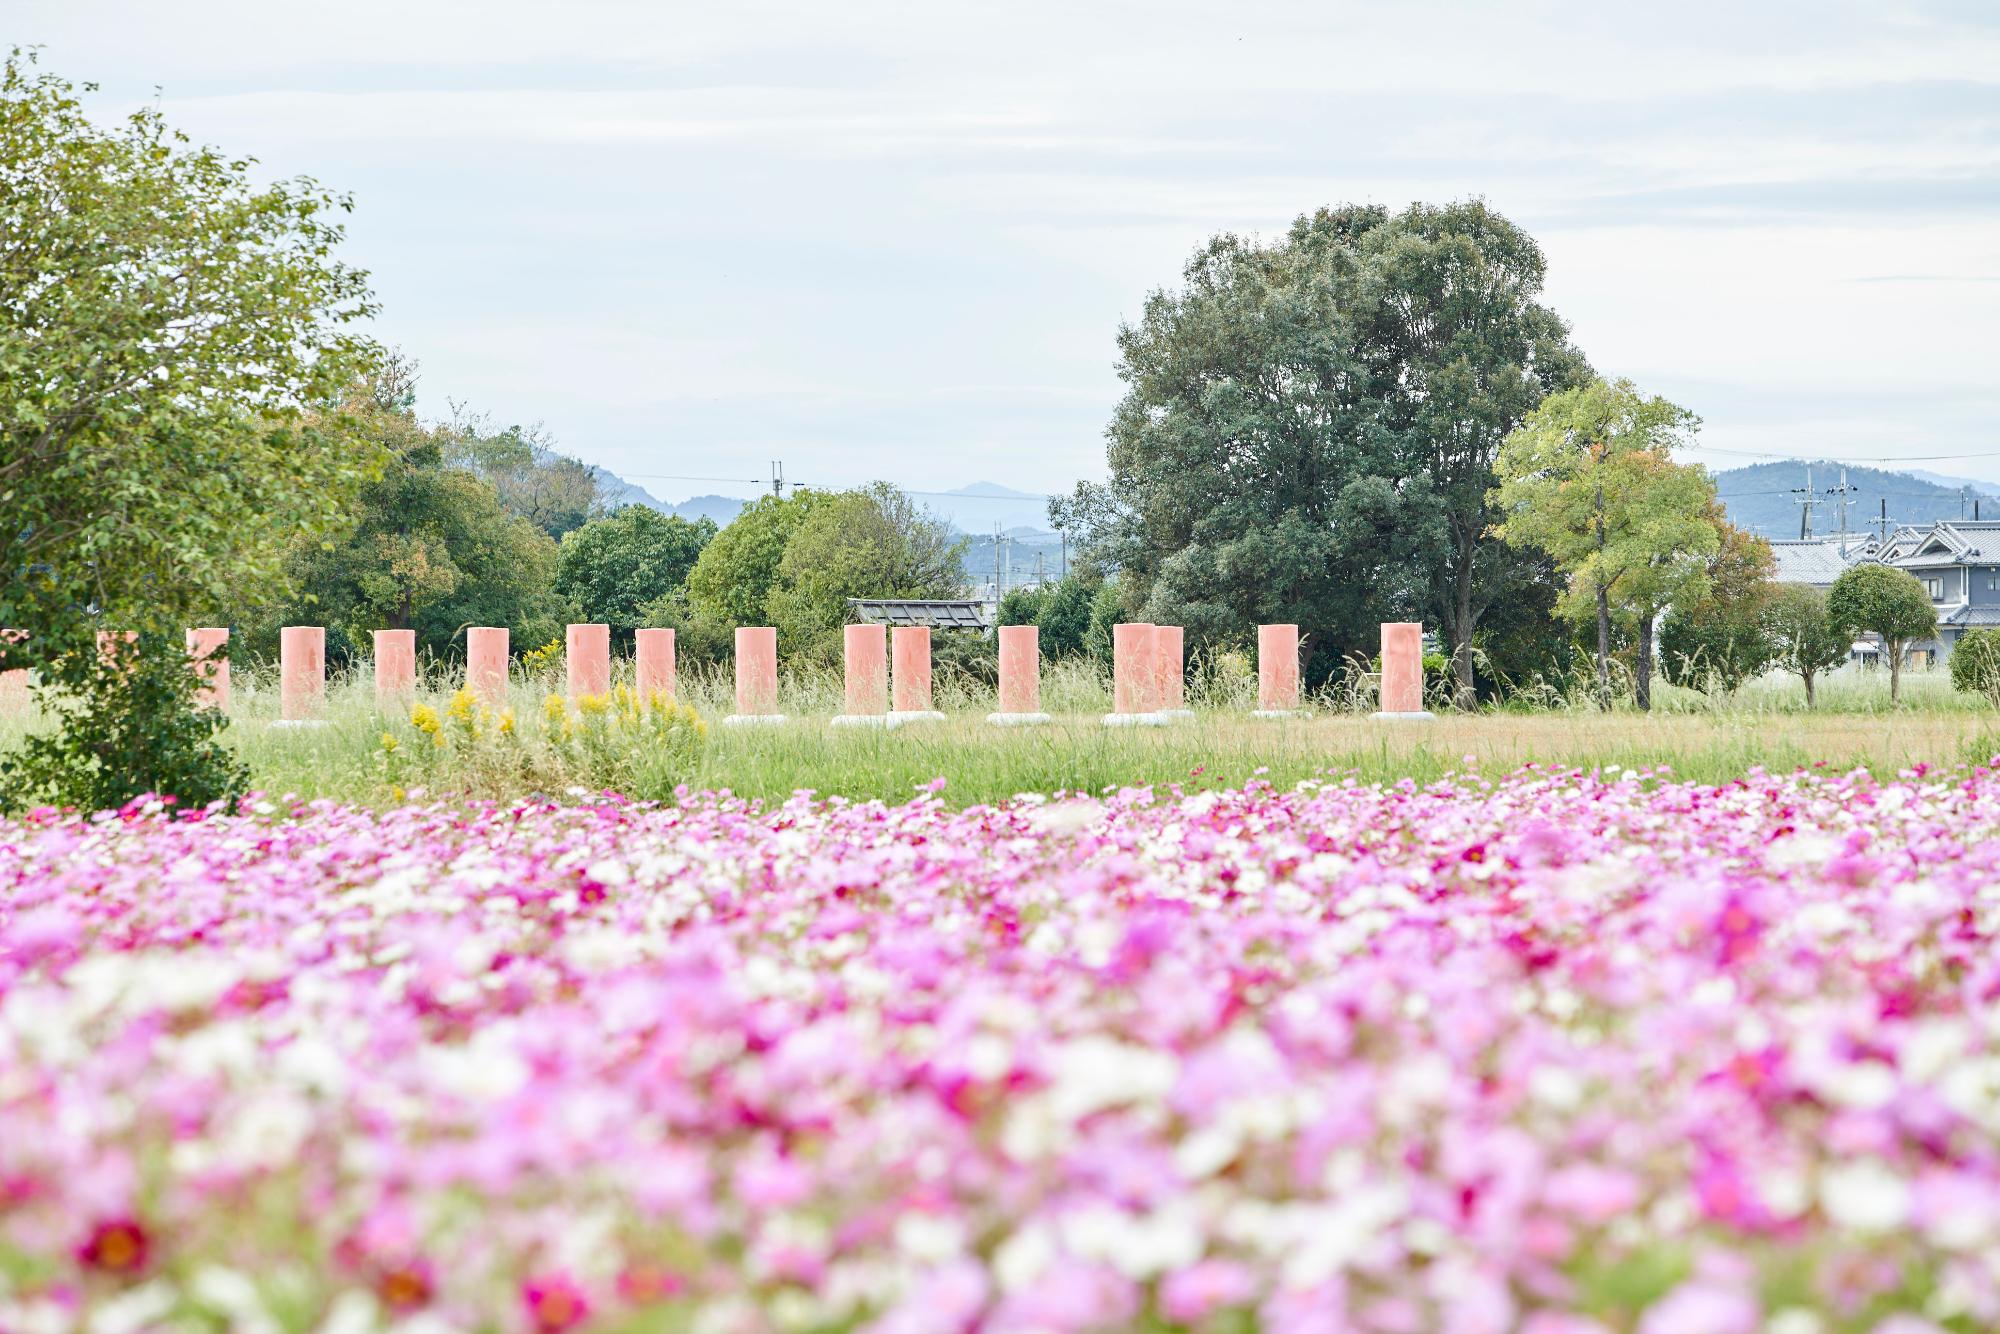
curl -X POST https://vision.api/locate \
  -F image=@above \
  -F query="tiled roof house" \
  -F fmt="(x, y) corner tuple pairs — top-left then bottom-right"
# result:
(1875, 520), (2000, 660)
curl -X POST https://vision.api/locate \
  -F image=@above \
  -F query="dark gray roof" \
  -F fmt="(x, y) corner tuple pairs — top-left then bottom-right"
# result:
(1769, 537), (1874, 585)
(847, 598), (992, 629)
(1942, 605), (2000, 627)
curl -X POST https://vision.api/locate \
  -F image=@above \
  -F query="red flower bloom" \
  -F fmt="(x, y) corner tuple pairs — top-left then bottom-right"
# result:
(523, 1274), (590, 1332)
(78, 1218), (151, 1275)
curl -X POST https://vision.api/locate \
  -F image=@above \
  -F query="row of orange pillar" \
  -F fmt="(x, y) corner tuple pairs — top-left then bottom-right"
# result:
(2, 621), (1430, 724)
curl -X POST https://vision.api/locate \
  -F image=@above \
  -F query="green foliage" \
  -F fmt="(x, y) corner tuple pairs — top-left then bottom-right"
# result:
(676, 486), (967, 662)
(1660, 522), (1779, 695)
(1950, 628), (2000, 705)
(997, 585), (1045, 627)
(1084, 580), (1126, 667)
(769, 484), (965, 655)
(1763, 584), (1850, 708)
(443, 420), (601, 539)
(237, 366), (565, 662)
(1492, 377), (1719, 709)
(1828, 563), (1937, 703)
(1057, 200), (1588, 691)
(1, 632), (246, 813)
(555, 506), (716, 642)
(1, 49), (379, 810)
(1034, 577), (1097, 659)
(683, 490), (832, 629)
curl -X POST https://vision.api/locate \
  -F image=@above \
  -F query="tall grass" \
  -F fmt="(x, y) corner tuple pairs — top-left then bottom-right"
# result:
(5, 653), (1994, 809)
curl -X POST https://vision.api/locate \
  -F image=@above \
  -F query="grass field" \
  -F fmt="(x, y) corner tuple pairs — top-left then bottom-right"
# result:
(8, 657), (1993, 807)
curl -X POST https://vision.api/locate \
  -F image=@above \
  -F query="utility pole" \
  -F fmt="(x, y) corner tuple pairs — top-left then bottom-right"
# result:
(1873, 498), (1896, 546)
(1825, 467), (1855, 545)
(769, 461), (786, 499)
(1035, 550), (1045, 589)
(1791, 463), (1819, 540)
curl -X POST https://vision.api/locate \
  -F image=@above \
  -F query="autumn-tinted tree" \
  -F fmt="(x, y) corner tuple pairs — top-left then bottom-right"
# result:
(0, 50), (378, 809)
(1491, 378), (1717, 710)
(1660, 516), (1778, 694)
(1827, 563), (1937, 704)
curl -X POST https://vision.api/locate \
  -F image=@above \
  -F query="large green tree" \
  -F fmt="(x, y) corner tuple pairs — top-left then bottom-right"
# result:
(241, 366), (565, 662)
(1056, 200), (1587, 692)
(0, 50), (379, 808)
(1491, 378), (1718, 710)
(769, 483), (965, 654)
(1827, 563), (1937, 704)
(555, 506), (716, 642)
(683, 490), (833, 632)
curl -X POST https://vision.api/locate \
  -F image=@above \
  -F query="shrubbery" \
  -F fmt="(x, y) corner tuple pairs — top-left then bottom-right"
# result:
(1950, 627), (2000, 705)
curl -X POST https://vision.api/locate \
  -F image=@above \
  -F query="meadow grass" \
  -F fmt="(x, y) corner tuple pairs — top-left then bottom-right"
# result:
(7, 655), (1993, 809)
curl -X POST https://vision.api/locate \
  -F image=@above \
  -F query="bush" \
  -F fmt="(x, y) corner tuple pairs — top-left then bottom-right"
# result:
(1, 633), (246, 814)
(1034, 578), (1097, 659)
(1950, 628), (2000, 705)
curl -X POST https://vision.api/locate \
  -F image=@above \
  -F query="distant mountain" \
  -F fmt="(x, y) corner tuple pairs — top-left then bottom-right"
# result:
(1713, 460), (1994, 539)
(588, 471), (1053, 535)
(919, 482), (1054, 535)
(591, 470), (749, 526)
(1902, 469), (2000, 498)
(670, 494), (749, 526)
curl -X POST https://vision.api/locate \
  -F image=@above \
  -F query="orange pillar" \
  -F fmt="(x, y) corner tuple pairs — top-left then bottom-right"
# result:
(728, 627), (783, 724)
(280, 626), (325, 722)
(635, 628), (676, 705)
(1155, 625), (1188, 716)
(990, 624), (1047, 724)
(187, 627), (231, 711)
(1376, 621), (1432, 718)
(566, 623), (611, 700)
(835, 622), (888, 725)
(890, 626), (942, 724)
(0, 630), (27, 716)
(1107, 622), (1165, 725)
(96, 629), (136, 667)
(374, 629), (416, 708)
(1255, 624), (1300, 716)
(465, 627), (509, 708)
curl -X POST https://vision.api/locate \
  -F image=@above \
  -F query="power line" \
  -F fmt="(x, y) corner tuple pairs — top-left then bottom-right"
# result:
(1692, 445), (2000, 463)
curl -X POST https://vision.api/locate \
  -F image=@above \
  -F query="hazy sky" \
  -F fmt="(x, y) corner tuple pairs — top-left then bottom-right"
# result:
(18, 1), (2000, 500)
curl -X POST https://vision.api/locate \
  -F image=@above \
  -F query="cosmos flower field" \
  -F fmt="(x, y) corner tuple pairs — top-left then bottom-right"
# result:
(3, 765), (1998, 1333)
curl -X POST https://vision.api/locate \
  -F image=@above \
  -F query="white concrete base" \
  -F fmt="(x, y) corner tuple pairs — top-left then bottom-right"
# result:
(1371, 710), (1437, 721)
(1158, 708), (1196, 721)
(986, 711), (1052, 727)
(1251, 709), (1299, 720)
(830, 714), (889, 728)
(886, 710), (947, 729)
(270, 719), (329, 731)
(1103, 712), (1170, 727)
(724, 713), (788, 727)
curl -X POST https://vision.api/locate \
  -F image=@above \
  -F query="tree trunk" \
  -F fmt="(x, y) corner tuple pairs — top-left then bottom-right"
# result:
(1803, 670), (1816, 709)
(1595, 582), (1612, 711)
(1451, 540), (1477, 710)
(1889, 639), (1902, 703)
(1636, 611), (1654, 712)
